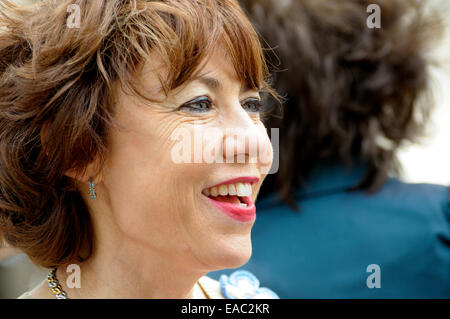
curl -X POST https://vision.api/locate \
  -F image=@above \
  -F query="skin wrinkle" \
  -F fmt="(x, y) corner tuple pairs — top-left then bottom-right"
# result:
(29, 47), (272, 299)
(1, 0), (277, 298)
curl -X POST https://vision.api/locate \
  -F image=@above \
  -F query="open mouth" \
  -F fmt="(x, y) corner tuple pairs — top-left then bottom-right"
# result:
(202, 182), (253, 207)
(202, 180), (257, 222)
(209, 195), (248, 207)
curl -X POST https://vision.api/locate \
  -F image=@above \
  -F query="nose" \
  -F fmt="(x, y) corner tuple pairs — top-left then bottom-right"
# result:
(221, 106), (260, 164)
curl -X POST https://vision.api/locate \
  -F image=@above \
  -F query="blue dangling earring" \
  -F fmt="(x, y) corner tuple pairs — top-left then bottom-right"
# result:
(89, 177), (97, 200)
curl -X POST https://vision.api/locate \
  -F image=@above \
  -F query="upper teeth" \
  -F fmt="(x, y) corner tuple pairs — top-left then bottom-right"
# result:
(203, 182), (253, 197)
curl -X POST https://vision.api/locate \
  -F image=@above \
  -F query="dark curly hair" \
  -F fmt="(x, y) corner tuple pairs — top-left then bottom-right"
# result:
(242, 0), (444, 207)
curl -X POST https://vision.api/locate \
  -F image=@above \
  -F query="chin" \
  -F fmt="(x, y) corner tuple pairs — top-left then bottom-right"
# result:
(205, 236), (253, 270)
(223, 249), (252, 269)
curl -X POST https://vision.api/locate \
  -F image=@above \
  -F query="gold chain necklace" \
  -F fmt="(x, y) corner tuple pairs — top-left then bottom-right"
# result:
(47, 267), (68, 299)
(47, 267), (209, 299)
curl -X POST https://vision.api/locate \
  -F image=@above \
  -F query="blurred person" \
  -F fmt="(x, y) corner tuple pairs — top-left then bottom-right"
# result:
(1, 211), (47, 299)
(0, 245), (47, 299)
(210, 0), (450, 298)
(0, 241), (17, 262)
(0, 0), (278, 299)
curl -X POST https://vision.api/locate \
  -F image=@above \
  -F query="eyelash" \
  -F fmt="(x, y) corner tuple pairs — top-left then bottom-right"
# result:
(179, 96), (262, 114)
(179, 97), (212, 114)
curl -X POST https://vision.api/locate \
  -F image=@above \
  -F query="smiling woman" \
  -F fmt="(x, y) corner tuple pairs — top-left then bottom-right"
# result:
(0, 0), (278, 298)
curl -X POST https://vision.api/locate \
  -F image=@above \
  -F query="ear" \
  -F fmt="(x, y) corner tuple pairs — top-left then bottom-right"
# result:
(40, 120), (104, 184)
(65, 157), (105, 185)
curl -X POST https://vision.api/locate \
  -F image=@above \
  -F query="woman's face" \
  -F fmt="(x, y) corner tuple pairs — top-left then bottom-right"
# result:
(94, 47), (273, 271)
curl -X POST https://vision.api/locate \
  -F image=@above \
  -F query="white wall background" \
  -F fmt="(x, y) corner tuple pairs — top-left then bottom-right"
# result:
(397, 8), (450, 186)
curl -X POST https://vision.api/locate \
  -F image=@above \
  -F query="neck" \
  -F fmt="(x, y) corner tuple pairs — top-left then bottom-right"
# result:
(56, 235), (208, 299)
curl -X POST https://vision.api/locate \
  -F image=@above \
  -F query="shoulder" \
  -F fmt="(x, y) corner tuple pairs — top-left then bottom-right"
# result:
(200, 270), (279, 299)
(381, 178), (448, 200)
(17, 290), (34, 299)
(16, 279), (54, 299)
(197, 276), (224, 299)
(313, 177), (449, 216)
(375, 179), (449, 217)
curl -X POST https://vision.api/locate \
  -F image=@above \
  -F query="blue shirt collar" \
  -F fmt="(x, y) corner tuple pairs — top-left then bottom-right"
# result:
(256, 161), (368, 209)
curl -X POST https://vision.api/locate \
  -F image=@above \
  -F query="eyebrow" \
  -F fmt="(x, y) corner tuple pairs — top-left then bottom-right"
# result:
(195, 75), (256, 93)
(196, 76), (222, 90)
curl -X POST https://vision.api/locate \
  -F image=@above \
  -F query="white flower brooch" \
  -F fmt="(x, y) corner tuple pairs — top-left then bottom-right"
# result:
(219, 270), (279, 299)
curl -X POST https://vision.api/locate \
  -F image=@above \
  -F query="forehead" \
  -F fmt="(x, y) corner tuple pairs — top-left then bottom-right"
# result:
(194, 48), (240, 84)
(138, 47), (249, 97)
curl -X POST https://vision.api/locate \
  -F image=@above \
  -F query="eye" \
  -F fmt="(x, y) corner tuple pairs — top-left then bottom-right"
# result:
(242, 98), (262, 113)
(179, 96), (212, 114)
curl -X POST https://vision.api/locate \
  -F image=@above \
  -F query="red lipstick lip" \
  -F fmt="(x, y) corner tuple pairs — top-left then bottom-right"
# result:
(205, 195), (256, 222)
(207, 176), (259, 189)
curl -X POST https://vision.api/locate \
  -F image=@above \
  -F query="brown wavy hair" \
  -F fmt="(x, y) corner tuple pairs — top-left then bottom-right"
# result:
(243, 0), (444, 207)
(0, 0), (271, 267)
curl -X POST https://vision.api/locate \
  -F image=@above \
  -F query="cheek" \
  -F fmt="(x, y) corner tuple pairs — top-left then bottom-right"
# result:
(104, 119), (209, 242)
